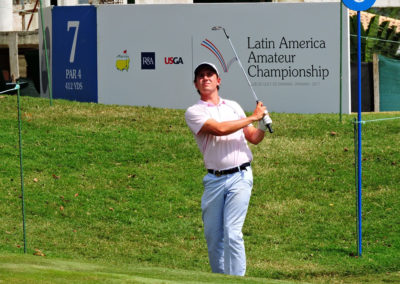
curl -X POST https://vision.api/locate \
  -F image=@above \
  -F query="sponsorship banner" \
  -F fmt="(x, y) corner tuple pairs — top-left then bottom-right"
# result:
(52, 6), (98, 102)
(41, 3), (350, 113)
(97, 3), (350, 114)
(97, 5), (192, 109)
(39, 6), (52, 99)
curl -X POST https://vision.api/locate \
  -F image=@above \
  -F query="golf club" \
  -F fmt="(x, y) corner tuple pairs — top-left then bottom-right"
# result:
(211, 26), (273, 133)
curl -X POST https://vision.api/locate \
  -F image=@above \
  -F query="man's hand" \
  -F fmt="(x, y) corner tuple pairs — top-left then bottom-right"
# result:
(251, 101), (267, 121)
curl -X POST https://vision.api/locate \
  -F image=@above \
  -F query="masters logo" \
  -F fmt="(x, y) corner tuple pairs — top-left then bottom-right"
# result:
(116, 50), (130, 71)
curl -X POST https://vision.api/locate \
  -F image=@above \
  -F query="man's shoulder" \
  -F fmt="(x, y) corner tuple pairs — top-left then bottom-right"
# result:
(222, 98), (238, 105)
(185, 101), (207, 119)
(186, 100), (206, 112)
(222, 98), (242, 110)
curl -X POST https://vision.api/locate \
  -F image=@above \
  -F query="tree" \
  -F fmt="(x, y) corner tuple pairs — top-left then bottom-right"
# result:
(349, 14), (400, 62)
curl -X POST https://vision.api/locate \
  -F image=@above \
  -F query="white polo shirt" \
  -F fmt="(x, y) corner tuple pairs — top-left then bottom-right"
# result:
(185, 98), (253, 171)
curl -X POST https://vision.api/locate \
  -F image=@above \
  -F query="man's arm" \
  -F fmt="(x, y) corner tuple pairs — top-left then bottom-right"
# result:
(198, 102), (266, 136)
(243, 124), (265, 145)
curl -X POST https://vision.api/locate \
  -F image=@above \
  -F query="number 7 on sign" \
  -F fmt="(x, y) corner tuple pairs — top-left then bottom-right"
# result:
(67, 21), (80, 63)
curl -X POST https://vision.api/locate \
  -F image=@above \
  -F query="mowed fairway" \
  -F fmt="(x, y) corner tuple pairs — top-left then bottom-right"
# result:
(0, 95), (399, 283)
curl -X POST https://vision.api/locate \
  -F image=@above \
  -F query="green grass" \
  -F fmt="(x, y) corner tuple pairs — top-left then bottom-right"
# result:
(0, 254), (297, 283)
(1, 95), (399, 283)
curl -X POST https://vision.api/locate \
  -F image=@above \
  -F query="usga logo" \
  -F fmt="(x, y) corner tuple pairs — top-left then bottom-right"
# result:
(164, 57), (184, 64)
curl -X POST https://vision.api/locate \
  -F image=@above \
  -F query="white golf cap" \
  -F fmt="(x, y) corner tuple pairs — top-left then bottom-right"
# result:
(194, 62), (220, 77)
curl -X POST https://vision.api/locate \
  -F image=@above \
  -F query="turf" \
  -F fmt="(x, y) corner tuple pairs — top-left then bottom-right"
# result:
(0, 95), (399, 283)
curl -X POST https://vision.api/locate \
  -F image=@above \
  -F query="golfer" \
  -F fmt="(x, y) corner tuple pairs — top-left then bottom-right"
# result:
(185, 62), (267, 276)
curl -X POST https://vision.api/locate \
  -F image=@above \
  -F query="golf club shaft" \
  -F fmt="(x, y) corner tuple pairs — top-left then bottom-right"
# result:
(226, 37), (259, 103)
(221, 29), (273, 133)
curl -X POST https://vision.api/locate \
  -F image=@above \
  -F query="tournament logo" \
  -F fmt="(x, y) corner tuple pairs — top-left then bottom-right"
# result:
(115, 50), (130, 71)
(201, 39), (236, 73)
(164, 57), (184, 64)
(141, 52), (156, 70)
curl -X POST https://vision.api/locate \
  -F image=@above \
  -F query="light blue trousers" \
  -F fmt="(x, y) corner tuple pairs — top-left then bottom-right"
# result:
(201, 166), (253, 276)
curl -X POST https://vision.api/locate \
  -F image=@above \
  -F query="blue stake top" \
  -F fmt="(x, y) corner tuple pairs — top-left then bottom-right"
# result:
(342, 0), (376, 11)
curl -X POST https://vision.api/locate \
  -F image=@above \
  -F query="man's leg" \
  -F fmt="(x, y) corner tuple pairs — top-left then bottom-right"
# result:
(201, 173), (226, 273)
(223, 168), (253, 276)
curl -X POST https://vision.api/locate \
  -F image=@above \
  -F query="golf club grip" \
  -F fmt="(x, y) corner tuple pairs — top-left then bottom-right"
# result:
(256, 101), (273, 134)
(262, 114), (274, 134)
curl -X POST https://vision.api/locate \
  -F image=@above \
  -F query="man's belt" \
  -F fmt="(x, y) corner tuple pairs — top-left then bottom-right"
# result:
(207, 162), (251, 177)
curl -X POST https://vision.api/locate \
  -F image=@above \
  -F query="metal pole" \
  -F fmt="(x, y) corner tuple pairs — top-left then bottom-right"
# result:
(339, 1), (343, 123)
(17, 84), (27, 254)
(353, 118), (359, 254)
(357, 11), (362, 257)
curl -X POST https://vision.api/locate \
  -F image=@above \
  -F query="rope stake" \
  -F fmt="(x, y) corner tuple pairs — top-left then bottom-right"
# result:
(16, 84), (27, 254)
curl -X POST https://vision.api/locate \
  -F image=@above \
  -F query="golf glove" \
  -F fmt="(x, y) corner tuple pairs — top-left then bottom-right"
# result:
(258, 120), (267, 132)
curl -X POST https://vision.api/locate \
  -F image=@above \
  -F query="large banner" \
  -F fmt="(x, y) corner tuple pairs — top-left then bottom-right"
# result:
(97, 3), (350, 113)
(43, 3), (350, 114)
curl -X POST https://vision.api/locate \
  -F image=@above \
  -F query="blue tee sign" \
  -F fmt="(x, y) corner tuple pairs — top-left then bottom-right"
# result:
(52, 6), (98, 103)
(342, 0), (376, 11)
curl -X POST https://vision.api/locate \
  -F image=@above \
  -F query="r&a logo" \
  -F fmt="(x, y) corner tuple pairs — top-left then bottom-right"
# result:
(141, 52), (155, 70)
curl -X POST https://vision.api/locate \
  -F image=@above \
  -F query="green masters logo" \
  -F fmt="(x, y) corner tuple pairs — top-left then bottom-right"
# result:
(116, 50), (130, 71)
